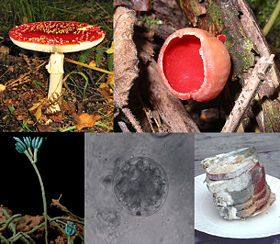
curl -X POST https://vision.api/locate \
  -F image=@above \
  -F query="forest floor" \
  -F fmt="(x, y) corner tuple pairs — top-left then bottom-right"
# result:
(0, 0), (113, 132)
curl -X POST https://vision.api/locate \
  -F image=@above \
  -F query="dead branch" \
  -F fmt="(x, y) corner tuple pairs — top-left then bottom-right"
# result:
(146, 59), (200, 132)
(222, 54), (275, 132)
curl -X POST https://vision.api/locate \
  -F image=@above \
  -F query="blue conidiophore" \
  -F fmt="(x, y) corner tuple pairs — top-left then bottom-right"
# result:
(23, 136), (32, 148)
(14, 137), (27, 153)
(32, 137), (43, 149)
(65, 222), (76, 236)
(14, 137), (43, 151)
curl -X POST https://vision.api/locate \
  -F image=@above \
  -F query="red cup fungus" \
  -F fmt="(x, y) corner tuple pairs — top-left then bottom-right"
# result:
(9, 21), (105, 112)
(157, 28), (231, 102)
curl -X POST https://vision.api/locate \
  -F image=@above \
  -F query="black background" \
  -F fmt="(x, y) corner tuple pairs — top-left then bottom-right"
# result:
(0, 133), (84, 217)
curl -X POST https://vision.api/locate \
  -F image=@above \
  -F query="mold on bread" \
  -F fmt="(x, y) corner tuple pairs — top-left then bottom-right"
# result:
(201, 147), (276, 220)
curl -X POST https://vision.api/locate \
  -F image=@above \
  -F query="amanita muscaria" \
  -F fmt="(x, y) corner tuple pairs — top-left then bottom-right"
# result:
(9, 21), (105, 112)
(157, 28), (231, 102)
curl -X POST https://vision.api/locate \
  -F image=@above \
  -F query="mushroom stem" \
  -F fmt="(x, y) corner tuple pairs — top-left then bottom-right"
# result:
(46, 52), (64, 112)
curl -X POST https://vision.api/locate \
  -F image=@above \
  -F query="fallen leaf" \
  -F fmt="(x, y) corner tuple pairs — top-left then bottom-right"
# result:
(0, 84), (6, 92)
(98, 83), (113, 100)
(29, 101), (42, 111)
(34, 106), (42, 121)
(29, 100), (45, 120)
(105, 42), (114, 54)
(37, 125), (56, 132)
(107, 74), (114, 86)
(74, 113), (101, 131)
(61, 101), (76, 115)
(48, 113), (63, 122)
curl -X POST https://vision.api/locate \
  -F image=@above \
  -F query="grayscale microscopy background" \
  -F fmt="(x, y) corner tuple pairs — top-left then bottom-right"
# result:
(85, 133), (194, 244)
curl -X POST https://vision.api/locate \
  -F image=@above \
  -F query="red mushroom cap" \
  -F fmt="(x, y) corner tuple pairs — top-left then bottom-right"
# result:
(9, 21), (105, 53)
(157, 28), (231, 102)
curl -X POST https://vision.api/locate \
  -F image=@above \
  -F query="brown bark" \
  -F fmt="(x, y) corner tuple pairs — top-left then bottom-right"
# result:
(113, 7), (143, 132)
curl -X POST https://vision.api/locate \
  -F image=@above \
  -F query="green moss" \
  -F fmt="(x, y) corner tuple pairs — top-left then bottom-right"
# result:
(208, 1), (224, 25)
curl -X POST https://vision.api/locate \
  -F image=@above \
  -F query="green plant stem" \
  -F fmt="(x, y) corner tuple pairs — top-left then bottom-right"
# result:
(31, 163), (48, 244)
(263, 0), (280, 36)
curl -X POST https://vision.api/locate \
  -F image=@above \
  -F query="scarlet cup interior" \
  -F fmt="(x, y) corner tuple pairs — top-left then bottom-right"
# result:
(162, 35), (204, 94)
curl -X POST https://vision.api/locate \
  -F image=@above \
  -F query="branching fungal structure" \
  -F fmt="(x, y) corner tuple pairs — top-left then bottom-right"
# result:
(14, 136), (48, 244)
(0, 137), (84, 243)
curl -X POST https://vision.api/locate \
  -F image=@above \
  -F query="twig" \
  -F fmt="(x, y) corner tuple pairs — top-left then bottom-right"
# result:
(122, 107), (143, 132)
(222, 54), (275, 132)
(263, 0), (280, 36)
(117, 121), (131, 132)
(5, 61), (47, 88)
(64, 58), (113, 75)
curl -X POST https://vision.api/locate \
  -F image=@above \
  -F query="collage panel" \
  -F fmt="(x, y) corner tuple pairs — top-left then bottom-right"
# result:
(194, 133), (280, 244)
(114, 0), (280, 133)
(0, 133), (84, 243)
(0, 0), (113, 132)
(85, 133), (194, 244)
(1, 0), (280, 244)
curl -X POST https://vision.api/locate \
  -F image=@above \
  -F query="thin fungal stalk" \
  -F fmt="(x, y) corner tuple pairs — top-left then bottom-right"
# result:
(30, 162), (48, 244)
(13, 137), (48, 244)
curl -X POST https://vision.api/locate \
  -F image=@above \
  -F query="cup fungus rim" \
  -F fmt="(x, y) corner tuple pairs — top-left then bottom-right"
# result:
(158, 28), (217, 100)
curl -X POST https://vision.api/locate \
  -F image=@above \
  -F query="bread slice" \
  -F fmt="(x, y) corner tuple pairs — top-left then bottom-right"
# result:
(205, 161), (265, 206)
(234, 184), (267, 211)
(252, 190), (276, 217)
(201, 147), (258, 181)
(201, 147), (276, 220)
(237, 184), (273, 218)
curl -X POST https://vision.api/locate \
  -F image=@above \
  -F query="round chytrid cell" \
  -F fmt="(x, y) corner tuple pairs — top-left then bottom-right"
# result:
(113, 157), (169, 217)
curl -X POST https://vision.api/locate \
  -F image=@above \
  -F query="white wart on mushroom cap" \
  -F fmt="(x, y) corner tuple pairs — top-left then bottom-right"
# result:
(9, 21), (105, 52)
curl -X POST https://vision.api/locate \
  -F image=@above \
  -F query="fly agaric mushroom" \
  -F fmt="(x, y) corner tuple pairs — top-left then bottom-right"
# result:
(158, 28), (231, 102)
(9, 21), (105, 112)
